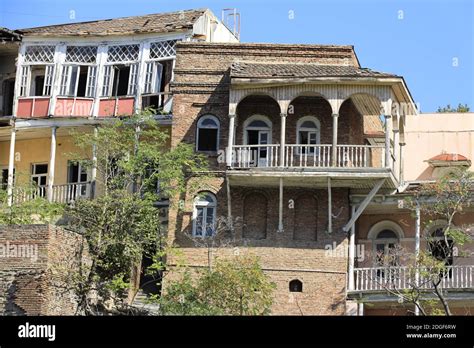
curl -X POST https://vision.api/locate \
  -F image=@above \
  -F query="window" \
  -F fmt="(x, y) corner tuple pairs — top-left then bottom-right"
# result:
(289, 279), (303, 292)
(149, 40), (177, 59)
(428, 225), (454, 268)
(1, 168), (12, 190)
(59, 65), (97, 97)
(143, 61), (163, 94)
(101, 64), (138, 97)
(31, 163), (48, 197)
(297, 116), (320, 154)
(192, 192), (217, 237)
(368, 221), (404, 267)
(21, 45), (56, 97)
(20, 65), (55, 97)
(196, 115), (220, 152)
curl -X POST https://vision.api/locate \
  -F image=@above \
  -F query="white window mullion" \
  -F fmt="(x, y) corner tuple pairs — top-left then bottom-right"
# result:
(127, 63), (139, 96)
(85, 65), (97, 98)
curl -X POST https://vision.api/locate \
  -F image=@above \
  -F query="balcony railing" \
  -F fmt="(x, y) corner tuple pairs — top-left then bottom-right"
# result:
(231, 144), (386, 169)
(353, 265), (474, 292)
(13, 182), (92, 204)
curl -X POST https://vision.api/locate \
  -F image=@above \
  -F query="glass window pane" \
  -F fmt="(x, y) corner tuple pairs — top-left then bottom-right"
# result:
(301, 120), (317, 128)
(248, 120), (269, 128)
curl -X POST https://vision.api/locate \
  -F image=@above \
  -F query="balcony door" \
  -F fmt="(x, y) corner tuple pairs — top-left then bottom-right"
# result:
(68, 161), (89, 199)
(245, 116), (272, 167)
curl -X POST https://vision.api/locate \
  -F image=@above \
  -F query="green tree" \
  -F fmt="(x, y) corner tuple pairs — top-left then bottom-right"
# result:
(64, 111), (207, 315)
(437, 103), (470, 113)
(158, 255), (276, 315)
(376, 169), (473, 315)
(0, 184), (64, 225)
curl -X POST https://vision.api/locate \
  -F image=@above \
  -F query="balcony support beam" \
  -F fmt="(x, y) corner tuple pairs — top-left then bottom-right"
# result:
(384, 114), (392, 169)
(348, 204), (356, 291)
(278, 177), (284, 232)
(227, 114), (236, 167)
(7, 128), (16, 207)
(342, 179), (385, 232)
(91, 125), (98, 199)
(328, 177), (332, 233)
(331, 113), (339, 166)
(280, 113), (287, 167)
(47, 126), (58, 202)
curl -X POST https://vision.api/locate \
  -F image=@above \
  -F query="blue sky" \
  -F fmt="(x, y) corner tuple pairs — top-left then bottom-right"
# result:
(1, 0), (473, 112)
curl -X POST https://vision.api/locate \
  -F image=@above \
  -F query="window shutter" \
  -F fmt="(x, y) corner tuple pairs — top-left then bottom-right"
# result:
(127, 63), (139, 95)
(85, 66), (97, 98)
(101, 65), (114, 97)
(42, 65), (54, 96)
(19, 66), (31, 97)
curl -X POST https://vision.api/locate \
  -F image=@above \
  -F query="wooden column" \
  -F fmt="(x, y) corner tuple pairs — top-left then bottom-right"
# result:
(47, 126), (57, 202)
(331, 113), (339, 166)
(280, 113), (287, 167)
(7, 128), (16, 207)
(328, 177), (332, 233)
(226, 114), (236, 167)
(278, 177), (284, 232)
(91, 125), (98, 198)
(384, 114), (392, 169)
(348, 205), (356, 291)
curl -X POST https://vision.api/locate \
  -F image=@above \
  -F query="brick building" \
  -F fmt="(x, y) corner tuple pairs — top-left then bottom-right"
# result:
(167, 41), (474, 315)
(0, 8), (473, 315)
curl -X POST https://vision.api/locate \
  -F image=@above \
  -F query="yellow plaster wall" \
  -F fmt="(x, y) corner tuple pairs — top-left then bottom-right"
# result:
(0, 135), (90, 186)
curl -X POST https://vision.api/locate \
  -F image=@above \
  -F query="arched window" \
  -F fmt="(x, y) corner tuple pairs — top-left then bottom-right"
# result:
(192, 192), (217, 237)
(289, 279), (303, 292)
(196, 115), (219, 152)
(368, 221), (404, 266)
(427, 222), (454, 267)
(297, 116), (320, 154)
(244, 115), (272, 145)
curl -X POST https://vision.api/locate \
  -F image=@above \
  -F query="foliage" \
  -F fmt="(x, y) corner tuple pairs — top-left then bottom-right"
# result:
(392, 169), (474, 315)
(0, 185), (64, 225)
(64, 111), (208, 314)
(437, 103), (470, 113)
(158, 255), (276, 315)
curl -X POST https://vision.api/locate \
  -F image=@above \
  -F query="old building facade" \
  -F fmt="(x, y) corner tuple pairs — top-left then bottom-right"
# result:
(0, 8), (473, 315)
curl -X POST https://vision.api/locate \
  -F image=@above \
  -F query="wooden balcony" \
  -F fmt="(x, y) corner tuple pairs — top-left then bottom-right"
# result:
(231, 144), (386, 169)
(352, 265), (474, 292)
(16, 97), (51, 118)
(13, 182), (92, 204)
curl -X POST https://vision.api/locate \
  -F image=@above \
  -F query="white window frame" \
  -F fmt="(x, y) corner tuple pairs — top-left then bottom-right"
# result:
(143, 61), (163, 95)
(368, 220), (404, 267)
(60, 64), (98, 98)
(296, 116), (321, 154)
(19, 63), (55, 97)
(192, 192), (217, 237)
(31, 163), (48, 187)
(196, 115), (220, 152)
(243, 115), (272, 145)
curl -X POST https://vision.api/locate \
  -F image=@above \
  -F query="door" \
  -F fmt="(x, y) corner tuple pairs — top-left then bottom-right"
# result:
(68, 162), (89, 199)
(247, 129), (270, 167)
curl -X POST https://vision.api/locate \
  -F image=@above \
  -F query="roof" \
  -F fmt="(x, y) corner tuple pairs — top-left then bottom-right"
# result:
(17, 9), (207, 37)
(0, 27), (21, 41)
(230, 61), (399, 79)
(428, 153), (469, 162)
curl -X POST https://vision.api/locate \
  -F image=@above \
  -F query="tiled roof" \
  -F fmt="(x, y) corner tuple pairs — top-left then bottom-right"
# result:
(17, 9), (207, 37)
(429, 153), (469, 162)
(230, 61), (399, 79)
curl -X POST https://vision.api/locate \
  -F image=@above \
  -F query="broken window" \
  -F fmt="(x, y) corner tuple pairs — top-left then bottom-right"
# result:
(60, 46), (98, 97)
(101, 44), (139, 98)
(101, 64), (138, 97)
(20, 45), (55, 97)
(19, 65), (54, 97)
(196, 115), (219, 152)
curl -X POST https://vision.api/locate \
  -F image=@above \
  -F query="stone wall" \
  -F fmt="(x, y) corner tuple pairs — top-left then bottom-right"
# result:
(0, 224), (89, 315)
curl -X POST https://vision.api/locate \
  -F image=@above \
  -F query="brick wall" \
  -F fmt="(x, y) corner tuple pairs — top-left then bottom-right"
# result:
(0, 224), (89, 315)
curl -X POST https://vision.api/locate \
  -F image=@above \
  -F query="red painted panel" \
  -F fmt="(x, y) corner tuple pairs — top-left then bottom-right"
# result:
(98, 99), (116, 117)
(32, 98), (50, 118)
(98, 97), (135, 117)
(17, 99), (33, 118)
(55, 98), (93, 117)
(116, 97), (135, 116)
